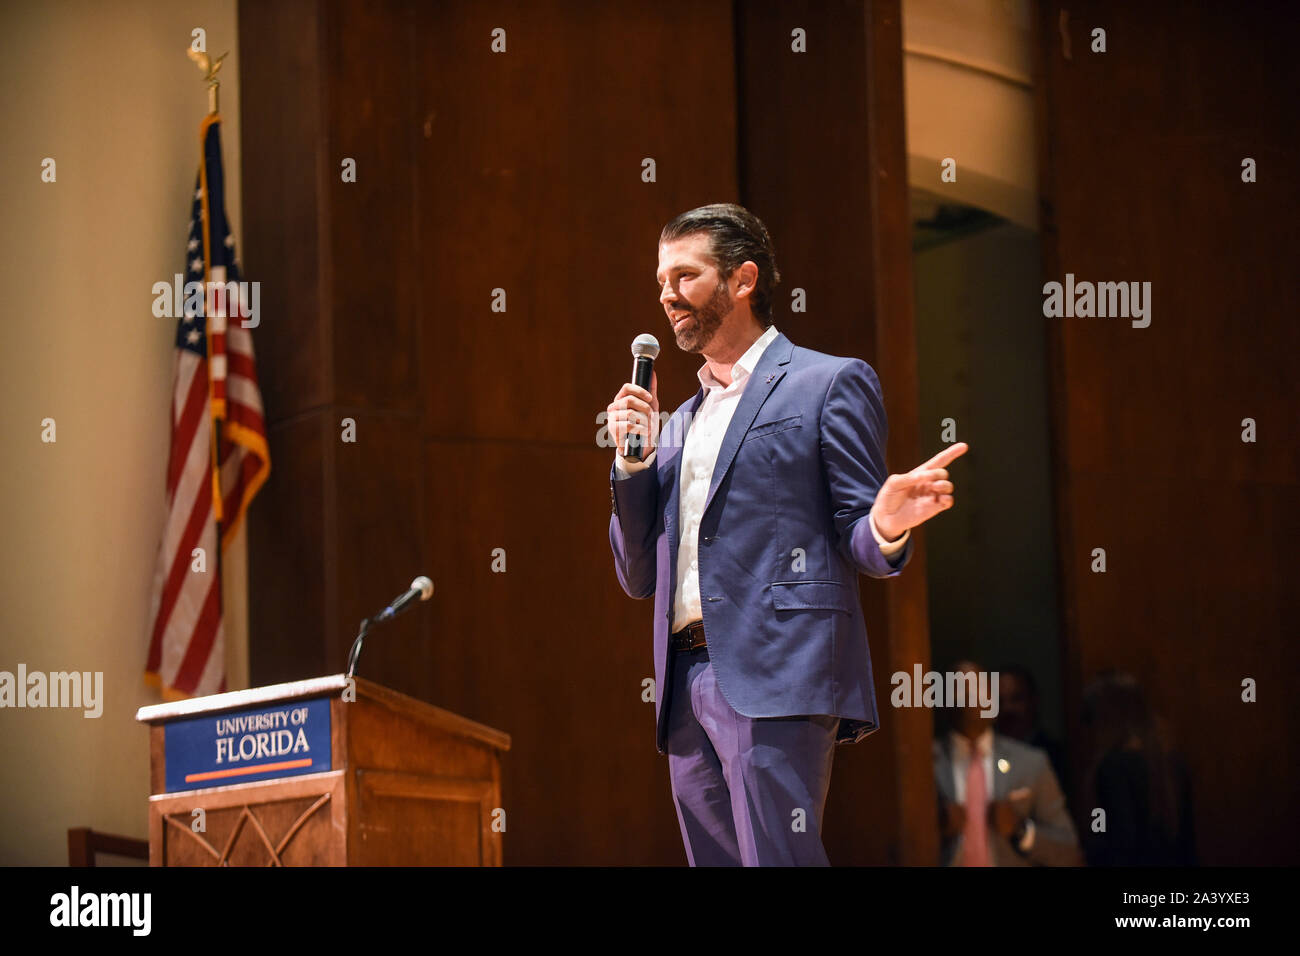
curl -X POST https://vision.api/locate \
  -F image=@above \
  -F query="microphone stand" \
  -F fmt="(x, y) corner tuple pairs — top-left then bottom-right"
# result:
(345, 616), (374, 679)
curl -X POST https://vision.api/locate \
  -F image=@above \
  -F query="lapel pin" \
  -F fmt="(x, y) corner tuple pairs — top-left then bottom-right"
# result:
(765, 373), (775, 384)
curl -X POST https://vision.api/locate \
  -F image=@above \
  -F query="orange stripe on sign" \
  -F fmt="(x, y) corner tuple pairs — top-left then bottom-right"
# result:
(185, 758), (312, 783)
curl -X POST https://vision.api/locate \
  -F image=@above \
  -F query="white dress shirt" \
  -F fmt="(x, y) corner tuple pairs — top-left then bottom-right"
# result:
(614, 325), (909, 632)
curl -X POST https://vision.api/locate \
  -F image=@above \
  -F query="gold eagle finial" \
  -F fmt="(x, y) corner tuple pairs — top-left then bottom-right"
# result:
(187, 47), (228, 113)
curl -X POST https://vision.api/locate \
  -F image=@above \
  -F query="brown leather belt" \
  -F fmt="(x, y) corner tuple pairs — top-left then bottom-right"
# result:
(670, 620), (707, 652)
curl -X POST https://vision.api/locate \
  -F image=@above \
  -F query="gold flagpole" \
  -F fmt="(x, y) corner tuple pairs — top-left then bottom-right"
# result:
(187, 45), (229, 559)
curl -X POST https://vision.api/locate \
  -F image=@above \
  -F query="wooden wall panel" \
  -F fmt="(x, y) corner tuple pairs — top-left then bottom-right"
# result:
(240, 0), (335, 687)
(331, 413), (426, 674)
(327, 0), (420, 413)
(237, 0), (330, 422)
(411, 0), (737, 445)
(246, 414), (330, 684)
(1036, 0), (1300, 864)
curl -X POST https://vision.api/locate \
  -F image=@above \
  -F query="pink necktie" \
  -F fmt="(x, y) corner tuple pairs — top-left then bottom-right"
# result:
(963, 750), (990, 867)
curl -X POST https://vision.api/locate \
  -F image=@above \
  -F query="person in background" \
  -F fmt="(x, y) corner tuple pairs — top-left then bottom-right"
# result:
(934, 660), (1082, 866)
(995, 663), (1069, 792)
(1081, 671), (1197, 866)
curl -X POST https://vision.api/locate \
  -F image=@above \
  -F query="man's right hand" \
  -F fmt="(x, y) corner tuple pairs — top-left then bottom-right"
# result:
(606, 371), (660, 460)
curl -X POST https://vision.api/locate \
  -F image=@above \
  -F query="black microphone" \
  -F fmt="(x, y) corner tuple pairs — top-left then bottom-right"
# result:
(622, 333), (661, 461)
(373, 576), (434, 623)
(347, 576), (435, 677)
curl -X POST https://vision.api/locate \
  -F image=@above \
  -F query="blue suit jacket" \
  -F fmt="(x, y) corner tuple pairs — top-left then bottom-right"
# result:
(609, 331), (913, 755)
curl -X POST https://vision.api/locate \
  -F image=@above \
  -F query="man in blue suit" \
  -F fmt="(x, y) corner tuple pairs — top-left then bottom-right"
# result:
(607, 204), (967, 865)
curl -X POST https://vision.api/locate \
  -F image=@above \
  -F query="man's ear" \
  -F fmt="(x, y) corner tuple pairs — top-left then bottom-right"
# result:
(734, 261), (759, 298)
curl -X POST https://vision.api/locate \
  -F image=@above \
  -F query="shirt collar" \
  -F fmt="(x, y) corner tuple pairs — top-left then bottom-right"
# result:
(950, 726), (993, 759)
(697, 324), (780, 391)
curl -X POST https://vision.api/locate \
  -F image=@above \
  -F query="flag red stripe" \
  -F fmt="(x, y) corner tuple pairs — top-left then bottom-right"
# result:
(226, 352), (257, 380)
(166, 362), (211, 498)
(147, 488), (212, 658)
(172, 574), (223, 693)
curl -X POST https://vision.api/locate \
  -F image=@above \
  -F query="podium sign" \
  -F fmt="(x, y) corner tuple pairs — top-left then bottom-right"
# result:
(164, 695), (332, 793)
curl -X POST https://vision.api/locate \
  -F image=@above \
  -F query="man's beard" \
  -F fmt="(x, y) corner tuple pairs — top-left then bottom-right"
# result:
(673, 280), (732, 353)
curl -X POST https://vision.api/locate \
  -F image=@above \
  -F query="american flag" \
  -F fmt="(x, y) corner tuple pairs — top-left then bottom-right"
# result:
(145, 114), (270, 700)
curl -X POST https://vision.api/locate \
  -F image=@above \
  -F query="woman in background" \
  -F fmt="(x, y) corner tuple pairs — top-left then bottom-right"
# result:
(1081, 671), (1197, 866)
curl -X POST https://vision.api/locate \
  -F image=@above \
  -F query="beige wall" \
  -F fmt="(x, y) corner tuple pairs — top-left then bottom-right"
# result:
(0, 0), (244, 864)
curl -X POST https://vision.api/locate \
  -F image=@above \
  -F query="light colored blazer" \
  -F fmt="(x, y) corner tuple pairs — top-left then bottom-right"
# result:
(933, 732), (1082, 866)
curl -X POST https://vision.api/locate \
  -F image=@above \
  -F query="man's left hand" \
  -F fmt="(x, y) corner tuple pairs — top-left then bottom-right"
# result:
(871, 442), (969, 541)
(988, 798), (1020, 839)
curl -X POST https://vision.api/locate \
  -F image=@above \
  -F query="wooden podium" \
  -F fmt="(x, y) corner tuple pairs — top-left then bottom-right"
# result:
(134, 675), (510, 866)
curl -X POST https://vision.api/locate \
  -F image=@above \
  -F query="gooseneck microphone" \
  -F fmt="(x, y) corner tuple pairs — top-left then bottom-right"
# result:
(346, 575), (435, 678)
(622, 333), (660, 462)
(374, 576), (434, 622)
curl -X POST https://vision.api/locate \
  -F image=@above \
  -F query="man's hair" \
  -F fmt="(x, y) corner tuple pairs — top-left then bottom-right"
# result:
(660, 203), (782, 327)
